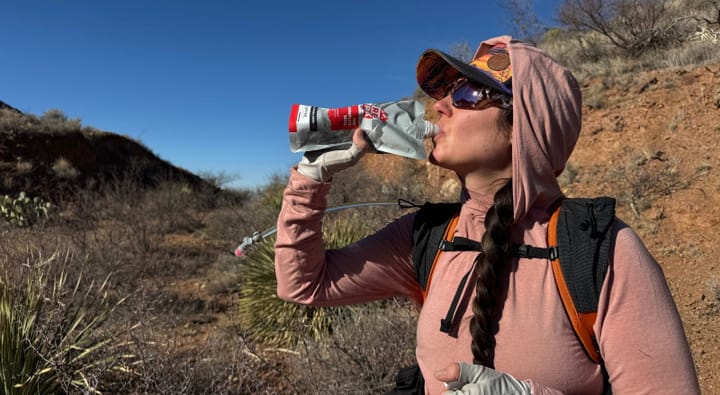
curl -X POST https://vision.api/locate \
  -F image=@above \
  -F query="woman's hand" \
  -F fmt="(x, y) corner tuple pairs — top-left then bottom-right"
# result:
(297, 128), (370, 182)
(435, 362), (531, 395)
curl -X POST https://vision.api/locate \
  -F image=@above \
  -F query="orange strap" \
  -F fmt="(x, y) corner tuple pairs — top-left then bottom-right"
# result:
(548, 206), (601, 363)
(421, 214), (460, 303)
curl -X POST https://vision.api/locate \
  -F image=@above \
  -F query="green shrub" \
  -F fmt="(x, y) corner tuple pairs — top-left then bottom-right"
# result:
(0, 192), (52, 227)
(237, 236), (336, 347)
(237, 222), (369, 348)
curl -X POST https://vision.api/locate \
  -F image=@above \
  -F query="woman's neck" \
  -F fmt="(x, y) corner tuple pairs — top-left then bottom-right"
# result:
(459, 171), (511, 197)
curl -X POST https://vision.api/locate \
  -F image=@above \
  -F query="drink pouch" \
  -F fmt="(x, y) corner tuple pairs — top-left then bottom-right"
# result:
(288, 99), (438, 160)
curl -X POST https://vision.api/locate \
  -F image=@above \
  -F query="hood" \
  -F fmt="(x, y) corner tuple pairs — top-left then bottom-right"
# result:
(478, 36), (582, 222)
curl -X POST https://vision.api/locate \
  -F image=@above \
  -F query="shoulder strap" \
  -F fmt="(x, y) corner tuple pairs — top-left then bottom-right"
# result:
(515, 197), (615, 394)
(412, 202), (461, 302)
(549, 197), (616, 364)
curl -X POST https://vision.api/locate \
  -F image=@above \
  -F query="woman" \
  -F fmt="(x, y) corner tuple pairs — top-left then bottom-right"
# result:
(274, 36), (700, 394)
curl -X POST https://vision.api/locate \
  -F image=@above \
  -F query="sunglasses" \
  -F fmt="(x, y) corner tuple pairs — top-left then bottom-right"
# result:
(446, 78), (512, 111)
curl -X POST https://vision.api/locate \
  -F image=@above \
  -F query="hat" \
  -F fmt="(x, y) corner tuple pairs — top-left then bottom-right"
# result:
(416, 43), (513, 100)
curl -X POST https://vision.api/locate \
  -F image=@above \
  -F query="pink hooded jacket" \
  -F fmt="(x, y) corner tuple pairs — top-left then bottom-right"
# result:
(274, 36), (700, 394)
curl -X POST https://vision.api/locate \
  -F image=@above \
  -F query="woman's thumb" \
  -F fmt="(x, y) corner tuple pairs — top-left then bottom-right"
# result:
(434, 362), (461, 382)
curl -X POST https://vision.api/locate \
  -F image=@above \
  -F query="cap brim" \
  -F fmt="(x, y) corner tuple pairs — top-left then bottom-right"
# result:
(416, 49), (511, 99)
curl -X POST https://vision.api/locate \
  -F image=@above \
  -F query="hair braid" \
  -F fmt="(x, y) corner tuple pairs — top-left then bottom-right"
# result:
(469, 180), (514, 367)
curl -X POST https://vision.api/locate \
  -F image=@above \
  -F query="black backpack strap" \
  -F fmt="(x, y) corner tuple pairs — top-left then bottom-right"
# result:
(515, 197), (616, 394)
(513, 197), (615, 359)
(556, 197), (616, 395)
(512, 244), (558, 260)
(556, 197), (616, 318)
(412, 202), (462, 291)
(412, 202), (482, 335)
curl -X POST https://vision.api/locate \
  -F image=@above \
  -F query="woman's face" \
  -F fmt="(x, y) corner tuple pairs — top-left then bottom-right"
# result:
(429, 94), (513, 190)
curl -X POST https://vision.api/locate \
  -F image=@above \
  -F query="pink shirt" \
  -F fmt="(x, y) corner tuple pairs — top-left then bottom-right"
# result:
(274, 170), (699, 394)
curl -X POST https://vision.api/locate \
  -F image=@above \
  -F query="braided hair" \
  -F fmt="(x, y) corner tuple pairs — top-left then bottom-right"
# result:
(469, 107), (514, 367)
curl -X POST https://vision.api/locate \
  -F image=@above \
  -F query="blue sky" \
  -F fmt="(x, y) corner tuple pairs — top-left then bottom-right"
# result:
(0, 1), (561, 189)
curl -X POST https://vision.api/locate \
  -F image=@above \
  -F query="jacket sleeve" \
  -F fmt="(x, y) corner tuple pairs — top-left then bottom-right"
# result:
(273, 168), (424, 306)
(595, 221), (700, 394)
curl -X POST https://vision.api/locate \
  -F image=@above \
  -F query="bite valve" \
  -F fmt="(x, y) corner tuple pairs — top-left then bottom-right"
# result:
(234, 231), (264, 257)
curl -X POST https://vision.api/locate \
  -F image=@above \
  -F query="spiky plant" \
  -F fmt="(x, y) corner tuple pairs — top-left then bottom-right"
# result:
(237, 220), (370, 348)
(0, 250), (124, 394)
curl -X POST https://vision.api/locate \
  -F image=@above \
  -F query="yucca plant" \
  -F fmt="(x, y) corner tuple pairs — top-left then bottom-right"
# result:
(0, 250), (124, 394)
(237, 220), (370, 348)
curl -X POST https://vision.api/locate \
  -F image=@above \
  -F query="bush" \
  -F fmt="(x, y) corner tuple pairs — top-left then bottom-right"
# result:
(0, 192), (52, 227)
(39, 109), (83, 134)
(558, 0), (691, 56)
(236, 220), (370, 348)
(237, 236), (334, 347)
(288, 301), (418, 394)
(0, 250), (124, 394)
(0, 108), (97, 136)
(234, 207), (418, 392)
(546, 0), (720, 79)
(104, 327), (288, 394)
(52, 157), (80, 180)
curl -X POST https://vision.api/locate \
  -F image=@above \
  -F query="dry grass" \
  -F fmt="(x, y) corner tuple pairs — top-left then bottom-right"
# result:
(0, 174), (257, 393)
(286, 301), (418, 394)
(0, 108), (93, 136)
(52, 157), (80, 180)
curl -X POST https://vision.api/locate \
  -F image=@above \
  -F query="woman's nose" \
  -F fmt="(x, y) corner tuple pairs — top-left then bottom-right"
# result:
(433, 95), (453, 117)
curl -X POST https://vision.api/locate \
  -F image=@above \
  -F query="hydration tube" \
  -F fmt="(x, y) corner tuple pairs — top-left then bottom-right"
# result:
(233, 200), (413, 257)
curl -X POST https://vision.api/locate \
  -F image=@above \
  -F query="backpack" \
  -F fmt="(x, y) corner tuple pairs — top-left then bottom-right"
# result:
(410, 197), (615, 393)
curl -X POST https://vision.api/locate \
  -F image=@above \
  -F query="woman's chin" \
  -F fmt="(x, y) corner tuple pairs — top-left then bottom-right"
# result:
(428, 154), (455, 172)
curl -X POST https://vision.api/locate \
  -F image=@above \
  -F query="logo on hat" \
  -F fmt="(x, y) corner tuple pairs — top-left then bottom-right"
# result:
(470, 44), (512, 87)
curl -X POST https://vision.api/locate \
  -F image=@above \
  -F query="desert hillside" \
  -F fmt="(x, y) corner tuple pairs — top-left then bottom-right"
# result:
(0, 103), (218, 200)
